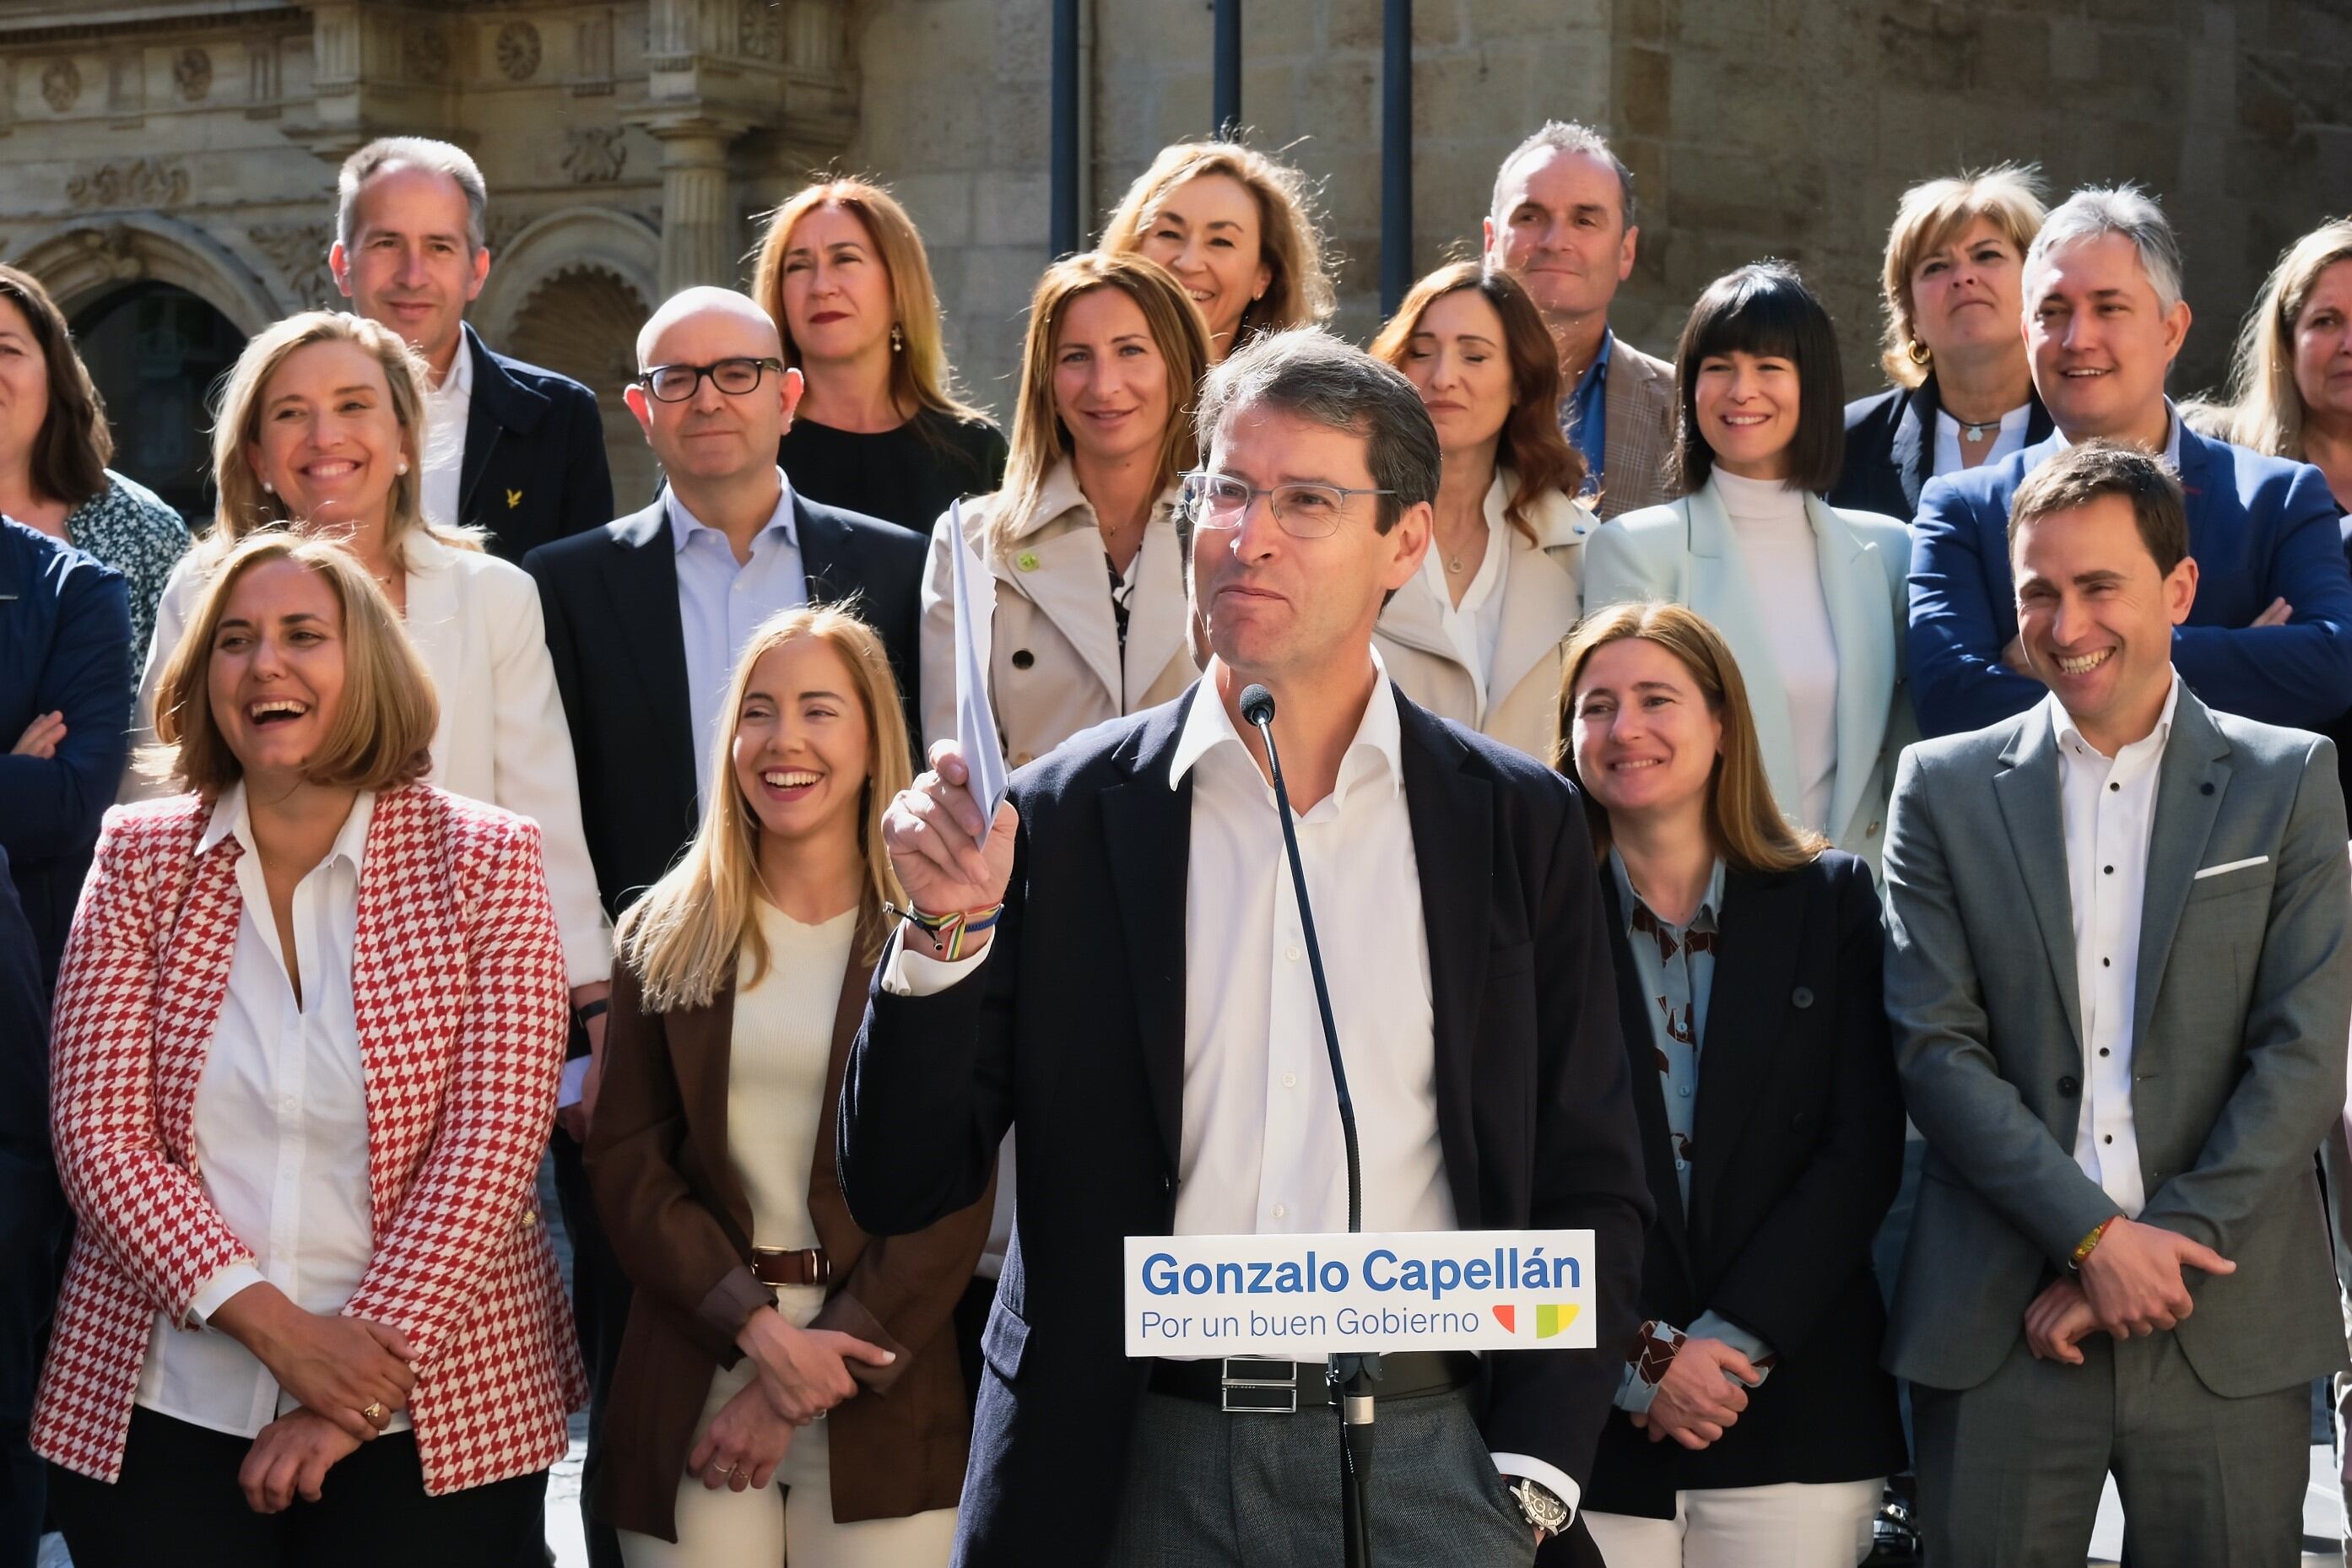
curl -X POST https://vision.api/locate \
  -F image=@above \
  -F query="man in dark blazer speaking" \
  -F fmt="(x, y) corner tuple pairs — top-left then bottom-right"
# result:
(840, 329), (1650, 1566)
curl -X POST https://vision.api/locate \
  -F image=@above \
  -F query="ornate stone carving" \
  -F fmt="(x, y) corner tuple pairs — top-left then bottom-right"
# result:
(496, 22), (543, 83)
(403, 23), (451, 85)
(485, 210), (533, 257)
(68, 158), (189, 210)
(70, 224), (145, 284)
(740, 2), (783, 61)
(249, 219), (338, 309)
(40, 59), (81, 114)
(173, 48), (214, 103)
(562, 125), (626, 184)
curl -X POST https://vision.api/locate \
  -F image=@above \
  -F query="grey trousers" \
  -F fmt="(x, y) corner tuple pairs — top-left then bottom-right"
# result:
(1102, 1386), (1538, 1568)
(1913, 1327), (2307, 1568)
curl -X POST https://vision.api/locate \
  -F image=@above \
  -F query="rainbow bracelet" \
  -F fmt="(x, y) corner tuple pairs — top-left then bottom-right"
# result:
(895, 900), (1005, 963)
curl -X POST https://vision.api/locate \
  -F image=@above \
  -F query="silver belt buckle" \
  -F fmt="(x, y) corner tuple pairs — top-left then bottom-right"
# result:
(1219, 1357), (1299, 1414)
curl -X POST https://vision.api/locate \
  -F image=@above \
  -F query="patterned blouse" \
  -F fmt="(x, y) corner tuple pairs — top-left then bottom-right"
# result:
(64, 470), (192, 663)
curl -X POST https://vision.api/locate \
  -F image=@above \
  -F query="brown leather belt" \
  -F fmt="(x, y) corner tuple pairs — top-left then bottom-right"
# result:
(1149, 1353), (1478, 1414)
(751, 1246), (832, 1286)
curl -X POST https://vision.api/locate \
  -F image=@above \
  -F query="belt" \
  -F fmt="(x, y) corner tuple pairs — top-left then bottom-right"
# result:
(1149, 1353), (1478, 1414)
(751, 1246), (832, 1286)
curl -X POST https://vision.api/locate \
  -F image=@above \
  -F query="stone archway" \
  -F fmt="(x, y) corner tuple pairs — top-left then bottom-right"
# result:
(71, 281), (245, 522)
(501, 264), (657, 514)
(12, 214), (281, 336)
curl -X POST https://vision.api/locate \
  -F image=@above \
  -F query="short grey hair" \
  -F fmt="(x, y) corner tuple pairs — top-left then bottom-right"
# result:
(2024, 183), (2182, 315)
(1192, 327), (1441, 534)
(1490, 120), (1637, 231)
(336, 137), (489, 255)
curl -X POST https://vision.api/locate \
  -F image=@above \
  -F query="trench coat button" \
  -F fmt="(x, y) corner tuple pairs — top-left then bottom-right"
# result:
(1012, 752), (1035, 767)
(1791, 986), (1814, 1008)
(1011, 649), (1035, 669)
(1017, 551), (1040, 572)
(2057, 1075), (2080, 1096)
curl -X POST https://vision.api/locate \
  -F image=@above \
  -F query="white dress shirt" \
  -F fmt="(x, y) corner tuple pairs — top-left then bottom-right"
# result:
(2050, 674), (2182, 1218)
(419, 330), (473, 532)
(134, 787), (405, 1437)
(1931, 403), (2032, 477)
(882, 663), (1580, 1517)
(1416, 515), (1511, 727)
(669, 472), (810, 804)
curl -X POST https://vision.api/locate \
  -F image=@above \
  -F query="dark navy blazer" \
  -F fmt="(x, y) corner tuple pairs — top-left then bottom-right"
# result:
(1907, 424), (2352, 738)
(457, 322), (617, 565)
(0, 520), (129, 986)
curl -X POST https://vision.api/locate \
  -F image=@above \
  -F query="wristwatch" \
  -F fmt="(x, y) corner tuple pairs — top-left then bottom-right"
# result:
(1510, 1477), (1570, 1537)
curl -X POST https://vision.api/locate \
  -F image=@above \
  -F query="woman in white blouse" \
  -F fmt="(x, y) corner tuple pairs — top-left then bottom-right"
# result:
(134, 311), (610, 1038)
(1370, 261), (1592, 760)
(1583, 263), (1911, 868)
(917, 251), (1212, 768)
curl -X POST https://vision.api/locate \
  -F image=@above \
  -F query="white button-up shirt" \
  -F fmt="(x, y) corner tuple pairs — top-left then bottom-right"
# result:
(670, 472), (810, 805)
(134, 787), (399, 1437)
(419, 329), (474, 532)
(2050, 674), (2181, 1219)
(883, 664), (1577, 1517)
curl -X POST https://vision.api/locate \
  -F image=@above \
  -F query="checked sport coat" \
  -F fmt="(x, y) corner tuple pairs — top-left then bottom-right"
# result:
(34, 783), (587, 1495)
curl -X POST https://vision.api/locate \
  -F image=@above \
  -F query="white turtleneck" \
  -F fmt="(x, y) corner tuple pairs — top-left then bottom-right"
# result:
(1712, 468), (1839, 835)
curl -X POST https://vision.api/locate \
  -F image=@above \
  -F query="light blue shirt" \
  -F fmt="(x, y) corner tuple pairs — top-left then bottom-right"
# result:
(670, 470), (808, 804)
(1557, 331), (1613, 500)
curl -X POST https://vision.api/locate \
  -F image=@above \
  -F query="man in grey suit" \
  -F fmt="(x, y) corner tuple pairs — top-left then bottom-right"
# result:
(1881, 439), (2352, 1566)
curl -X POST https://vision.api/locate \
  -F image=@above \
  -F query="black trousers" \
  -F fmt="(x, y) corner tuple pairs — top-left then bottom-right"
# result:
(48, 1406), (547, 1568)
(0, 1144), (66, 1568)
(550, 1127), (630, 1568)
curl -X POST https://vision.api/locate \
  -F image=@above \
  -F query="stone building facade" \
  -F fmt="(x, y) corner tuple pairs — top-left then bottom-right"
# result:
(0, 0), (2344, 520)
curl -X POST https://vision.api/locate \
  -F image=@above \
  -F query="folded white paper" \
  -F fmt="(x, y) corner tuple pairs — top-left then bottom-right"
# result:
(949, 499), (1011, 846)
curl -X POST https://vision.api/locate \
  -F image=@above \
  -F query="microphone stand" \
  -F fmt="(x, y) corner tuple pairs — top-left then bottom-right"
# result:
(1241, 684), (1375, 1568)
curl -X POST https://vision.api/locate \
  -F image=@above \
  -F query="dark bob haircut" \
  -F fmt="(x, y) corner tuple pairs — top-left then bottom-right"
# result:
(0, 264), (112, 509)
(1670, 261), (1846, 497)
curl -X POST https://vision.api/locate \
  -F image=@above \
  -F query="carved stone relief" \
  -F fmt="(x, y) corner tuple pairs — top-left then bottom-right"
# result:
(41, 59), (81, 114)
(248, 219), (338, 309)
(68, 159), (189, 209)
(403, 22), (451, 85)
(562, 126), (626, 184)
(496, 22), (543, 82)
(173, 48), (214, 103)
(740, 2), (783, 62)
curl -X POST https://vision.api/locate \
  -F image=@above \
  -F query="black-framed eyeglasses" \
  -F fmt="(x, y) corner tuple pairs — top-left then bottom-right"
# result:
(1179, 470), (1396, 540)
(635, 357), (787, 403)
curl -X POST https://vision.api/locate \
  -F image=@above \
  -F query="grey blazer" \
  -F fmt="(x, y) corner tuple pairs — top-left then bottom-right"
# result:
(1879, 684), (2351, 1398)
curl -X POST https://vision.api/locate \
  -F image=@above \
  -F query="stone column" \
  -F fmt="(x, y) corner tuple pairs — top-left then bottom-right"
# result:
(650, 121), (742, 294)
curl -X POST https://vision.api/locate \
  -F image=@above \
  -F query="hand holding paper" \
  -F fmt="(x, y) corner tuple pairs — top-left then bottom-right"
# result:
(948, 499), (1012, 846)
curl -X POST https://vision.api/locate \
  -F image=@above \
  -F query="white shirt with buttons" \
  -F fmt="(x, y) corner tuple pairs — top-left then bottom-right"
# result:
(2050, 674), (2180, 1219)
(135, 787), (406, 1436)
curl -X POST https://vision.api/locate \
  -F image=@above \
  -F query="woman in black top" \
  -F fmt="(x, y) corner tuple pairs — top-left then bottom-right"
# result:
(752, 178), (1008, 533)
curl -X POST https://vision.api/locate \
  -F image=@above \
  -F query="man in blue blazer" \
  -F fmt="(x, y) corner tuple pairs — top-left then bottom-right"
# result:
(842, 331), (1648, 1566)
(1908, 185), (2352, 739)
(333, 136), (616, 564)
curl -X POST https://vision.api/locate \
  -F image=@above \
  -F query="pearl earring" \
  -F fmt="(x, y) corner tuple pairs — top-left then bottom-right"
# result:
(261, 479), (273, 495)
(396, 459), (409, 475)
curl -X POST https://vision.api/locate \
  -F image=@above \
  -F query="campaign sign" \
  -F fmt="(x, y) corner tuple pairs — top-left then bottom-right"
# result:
(1122, 1230), (1595, 1357)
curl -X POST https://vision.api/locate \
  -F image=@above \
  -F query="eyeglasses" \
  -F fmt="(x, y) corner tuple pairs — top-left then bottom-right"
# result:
(635, 357), (787, 403)
(1180, 471), (1395, 539)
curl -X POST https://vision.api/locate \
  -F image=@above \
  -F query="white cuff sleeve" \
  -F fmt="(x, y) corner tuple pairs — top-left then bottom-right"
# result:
(878, 924), (992, 997)
(1489, 1452), (1580, 1526)
(190, 1263), (268, 1329)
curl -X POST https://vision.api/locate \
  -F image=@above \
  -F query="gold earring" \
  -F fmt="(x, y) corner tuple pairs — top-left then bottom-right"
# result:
(1906, 339), (1931, 367)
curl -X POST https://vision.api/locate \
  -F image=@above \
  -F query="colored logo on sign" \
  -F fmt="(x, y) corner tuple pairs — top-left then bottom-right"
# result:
(1490, 1304), (1580, 1338)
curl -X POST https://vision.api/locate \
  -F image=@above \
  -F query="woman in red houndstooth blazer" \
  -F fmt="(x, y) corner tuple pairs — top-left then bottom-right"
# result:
(36, 532), (585, 1567)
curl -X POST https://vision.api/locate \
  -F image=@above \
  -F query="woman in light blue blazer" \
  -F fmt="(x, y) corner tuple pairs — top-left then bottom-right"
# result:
(1584, 262), (1911, 869)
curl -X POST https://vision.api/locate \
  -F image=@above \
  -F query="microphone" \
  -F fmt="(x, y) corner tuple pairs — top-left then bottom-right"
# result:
(1238, 682), (1376, 1565)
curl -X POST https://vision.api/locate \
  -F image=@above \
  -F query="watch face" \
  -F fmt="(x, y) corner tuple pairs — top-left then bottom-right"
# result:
(1511, 1479), (1568, 1530)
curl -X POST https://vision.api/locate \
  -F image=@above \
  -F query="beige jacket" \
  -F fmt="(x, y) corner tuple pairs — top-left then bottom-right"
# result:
(1373, 472), (1591, 763)
(918, 462), (1198, 767)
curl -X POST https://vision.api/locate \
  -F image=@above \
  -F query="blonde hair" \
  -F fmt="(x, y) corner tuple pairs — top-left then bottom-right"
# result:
(1100, 142), (1336, 346)
(149, 533), (438, 801)
(2188, 219), (2352, 460)
(750, 177), (992, 425)
(1554, 601), (1825, 874)
(1877, 165), (2048, 387)
(616, 605), (912, 1011)
(208, 311), (480, 570)
(990, 251), (1213, 563)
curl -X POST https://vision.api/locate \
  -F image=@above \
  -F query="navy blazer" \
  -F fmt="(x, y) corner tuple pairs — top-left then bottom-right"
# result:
(0, 521), (129, 987)
(457, 322), (617, 565)
(1586, 853), (1906, 1518)
(839, 684), (1652, 1567)
(1908, 424), (2352, 738)
(1830, 374), (2053, 520)
(523, 492), (925, 922)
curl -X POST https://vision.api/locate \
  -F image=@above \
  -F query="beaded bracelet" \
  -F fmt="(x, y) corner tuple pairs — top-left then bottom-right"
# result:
(889, 900), (1006, 963)
(2069, 1214), (2119, 1272)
